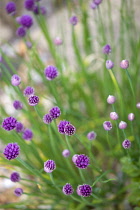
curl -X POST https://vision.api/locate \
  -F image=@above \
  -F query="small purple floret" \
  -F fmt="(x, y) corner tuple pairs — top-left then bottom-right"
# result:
(106, 60), (114, 69)
(44, 160), (56, 173)
(73, 154), (90, 169)
(58, 120), (70, 134)
(3, 143), (20, 160)
(110, 112), (119, 120)
(10, 172), (20, 182)
(24, 0), (35, 10)
(14, 188), (23, 196)
(87, 131), (97, 140)
(107, 95), (116, 104)
(94, 0), (102, 5)
(11, 74), (21, 86)
(64, 124), (76, 136)
(54, 37), (63, 46)
(62, 149), (70, 157)
(2, 117), (17, 131)
(15, 122), (24, 133)
(20, 15), (33, 29)
(136, 102), (140, 109)
(62, 183), (74, 195)
(44, 65), (58, 80)
(103, 121), (112, 131)
(122, 139), (131, 149)
(128, 113), (135, 121)
(102, 44), (111, 54)
(70, 16), (78, 25)
(23, 86), (34, 97)
(43, 114), (52, 124)
(5, 1), (16, 15)
(16, 27), (26, 37)
(119, 121), (127, 129)
(28, 95), (39, 106)
(22, 128), (33, 140)
(13, 100), (23, 110)
(49, 106), (61, 119)
(120, 60), (129, 69)
(77, 184), (92, 197)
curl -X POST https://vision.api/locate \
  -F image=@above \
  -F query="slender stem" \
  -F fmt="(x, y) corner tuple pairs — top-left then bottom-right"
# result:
(78, 169), (86, 182)
(65, 135), (75, 155)
(125, 69), (135, 98)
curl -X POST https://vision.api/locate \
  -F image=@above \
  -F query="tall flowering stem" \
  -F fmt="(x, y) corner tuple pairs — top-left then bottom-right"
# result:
(125, 69), (135, 98)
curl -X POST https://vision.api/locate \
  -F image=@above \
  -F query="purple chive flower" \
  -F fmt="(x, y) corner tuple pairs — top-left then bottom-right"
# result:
(28, 95), (39, 106)
(13, 100), (23, 110)
(33, 5), (40, 15)
(107, 95), (116, 104)
(62, 149), (70, 157)
(15, 122), (24, 133)
(24, 0), (35, 10)
(26, 41), (32, 49)
(122, 139), (131, 149)
(102, 44), (111, 54)
(16, 27), (26, 37)
(70, 16), (78, 26)
(77, 184), (92, 197)
(58, 120), (70, 134)
(22, 129), (33, 141)
(110, 112), (119, 120)
(62, 183), (74, 195)
(87, 131), (97, 140)
(94, 0), (102, 5)
(103, 121), (112, 131)
(14, 188), (23, 197)
(3, 143), (20, 160)
(23, 86), (34, 97)
(43, 114), (52, 124)
(128, 113), (135, 121)
(10, 172), (20, 182)
(64, 124), (76, 136)
(73, 154), (90, 169)
(44, 65), (58, 80)
(54, 37), (63, 46)
(2, 117), (17, 131)
(136, 102), (140, 109)
(5, 1), (16, 15)
(90, 2), (97, 9)
(120, 60), (129, 69)
(20, 15), (33, 29)
(119, 121), (127, 129)
(72, 154), (78, 163)
(49, 106), (61, 119)
(40, 6), (47, 15)
(44, 160), (56, 173)
(106, 60), (114, 69)
(11, 74), (21, 86)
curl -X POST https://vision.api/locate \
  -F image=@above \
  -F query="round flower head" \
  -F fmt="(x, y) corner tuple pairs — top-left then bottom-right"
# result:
(43, 114), (52, 124)
(49, 106), (61, 119)
(102, 44), (111, 54)
(40, 6), (47, 15)
(16, 27), (26, 37)
(10, 172), (20, 182)
(14, 188), (23, 197)
(94, 0), (102, 5)
(44, 160), (56, 173)
(77, 184), (92, 197)
(103, 121), (112, 131)
(119, 121), (127, 129)
(72, 154), (78, 163)
(120, 60), (129, 69)
(136, 102), (140, 109)
(44, 65), (58, 80)
(15, 122), (24, 133)
(106, 60), (114, 69)
(58, 120), (70, 134)
(11, 74), (21, 86)
(54, 37), (63, 46)
(23, 86), (34, 97)
(74, 154), (90, 169)
(5, 1), (16, 15)
(110, 112), (119, 120)
(90, 2), (97, 9)
(70, 16), (78, 25)
(128, 113), (135, 121)
(22, 128), (33, 140)
(122, 139), (131, 149)
(3, 143), (20, 160)
(62, 183), (74, 195)
(24, 0), (35, 10)
(2, 116), (17, 131)
(20, 15), (33, 29)
(28, 95), (39, 106)
(87, 131), (97, 140)
(33, 5), (40, 15)
(107, 95), (116, 104)
(62, 149), (70, 158)
(26, 41), (32, 49)
(64, 124), (76, 136)
(13, 100), (23, 110)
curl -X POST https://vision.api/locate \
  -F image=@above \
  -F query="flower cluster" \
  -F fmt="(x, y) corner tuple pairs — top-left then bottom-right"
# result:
(43, 106), (61, 124)
(24, 0), (46, 15)
(57, 120), (76, 136)
(72, 154), (90, 169)
(2, 117), (17, 131)
(3, 143), (20, 160)
(90, 0), (102, 9)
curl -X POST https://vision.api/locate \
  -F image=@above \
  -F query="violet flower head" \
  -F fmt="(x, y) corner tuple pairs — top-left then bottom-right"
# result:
(72, 154), (78, 163)
(64, 124), (76, 136)
(10, 172), (20, 182)
(22, 128), (33, 141)
(103, 121), (112, 131)
(122, 139), (131, 149)
(106, 60), (114, 69)
(5, 1), (16, 15)
(54, 37), (63, 46)
(23, 86), (34, 97)
(15, 122), (24, 133)
(3, 143), (20, 160)
(70, 16), (78, 26)
(136, 102), (140, 109)
(44, 65), (58, 80)
(62, 149), (70, 158)
(94, 0), (102, 5)
(77, 184), (92, 197)
(102, 44), (111, 54)
(58, 120), (70, 134)
(44, 160), (56, 173)
(2, 117), (17, 131)
(26, 41), (32, 49)
(120, 60), (129, 69)
(128, 113), (135, 121)
(49, 106), (61, 119)
(13, 100), (23, 110)
(90, 2), (97, 9)
(14, 188), (23, 197)
(11, 74), (21, 86)
(20, 15), (33, 29)
(62, 183), (74, 195)
(40, 6), (47, 15)
(33, 5), (40, 15)
(73, 154), (90, 169)
(16, 16), (21, 24)
(28, 95), (39, 106)
(107, 95), (116, 104)
(24, 0), (35, 10)
(16, 26), (26, 37)
(87, 131), (97, 140)
(110, 112), (119, 120)
(119, 121), (127, 129)
(43, 114), (52, 124)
